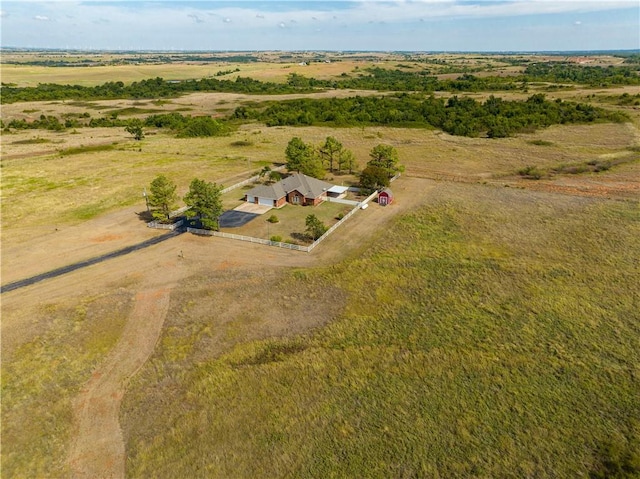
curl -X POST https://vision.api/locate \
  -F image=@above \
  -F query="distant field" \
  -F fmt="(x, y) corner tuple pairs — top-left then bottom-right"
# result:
(1, 61), (368, 87)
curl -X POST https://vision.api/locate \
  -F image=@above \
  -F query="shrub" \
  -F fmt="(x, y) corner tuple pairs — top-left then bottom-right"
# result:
(267, 215), (279, 223)
(518, 165), (544, 180)
(230, 139), (253, 147)
(336, 213), (345, 220)
(270, 235), (282, 243)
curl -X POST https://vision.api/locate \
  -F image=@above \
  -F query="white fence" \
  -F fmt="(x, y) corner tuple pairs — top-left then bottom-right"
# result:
(187, 188), (379, 253)
(147, 219), (184, 230)
(326, 196), (360, 206)
(162, 173), (397, 252)
(307, 189), (378, 252)
(186, 228), (310, 252)
(221, 165), (287, 194)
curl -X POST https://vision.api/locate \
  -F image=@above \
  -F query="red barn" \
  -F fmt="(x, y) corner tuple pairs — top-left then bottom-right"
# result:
(378, 188), (394, 206)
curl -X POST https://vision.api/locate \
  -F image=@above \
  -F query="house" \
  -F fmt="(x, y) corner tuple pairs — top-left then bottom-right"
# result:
(244, 173), (334, 207)
(378, 188), (393, 206)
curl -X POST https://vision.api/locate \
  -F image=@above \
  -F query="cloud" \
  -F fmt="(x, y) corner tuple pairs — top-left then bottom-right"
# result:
(0, 10), (7, 18)
(574, 20), (582, 25)
(256, 13), (265, 19)
(278, 22), (286, 28)
(34, 15), (50, 21)
(223, 17), (232, 23)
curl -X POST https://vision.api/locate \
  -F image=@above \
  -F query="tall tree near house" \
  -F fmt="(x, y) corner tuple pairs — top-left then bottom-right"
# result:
(285, 137), (325, 179)
(368, 144), (404, 178)
(183, 178), (223, 230)
(359, 165), (390, 192)
(148, 174), (178, 221)
(285, 137), (312, 173)
(338, 149), (357, 174)
(319, 136), (342, 173)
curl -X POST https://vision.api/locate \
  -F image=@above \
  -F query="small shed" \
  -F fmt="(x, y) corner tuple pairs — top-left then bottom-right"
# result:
(378, 188), (394, 206)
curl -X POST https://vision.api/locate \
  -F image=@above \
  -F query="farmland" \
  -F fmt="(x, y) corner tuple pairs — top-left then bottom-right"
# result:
(1, 52), (639, 478)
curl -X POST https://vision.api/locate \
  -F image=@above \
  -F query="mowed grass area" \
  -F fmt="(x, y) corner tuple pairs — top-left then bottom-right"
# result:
(220, 188), (354, 243)
(121, 183), (640, 477)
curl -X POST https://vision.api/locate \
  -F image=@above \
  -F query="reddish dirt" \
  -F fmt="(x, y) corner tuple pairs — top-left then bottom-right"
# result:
(67, 287), (172, 479)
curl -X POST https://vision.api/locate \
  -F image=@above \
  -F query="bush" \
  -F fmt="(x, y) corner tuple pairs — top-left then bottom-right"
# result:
(267, 215), (279, 223)
(518, 165), (544, 180)
(336, 213), (345, 220)
(270, 235), (282, 243)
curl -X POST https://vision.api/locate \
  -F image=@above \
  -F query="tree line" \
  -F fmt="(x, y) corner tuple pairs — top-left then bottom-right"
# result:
(5, 93), (628, 139)
(3, 61), (638, 103)
(0, 76), (314, 103)
(237, 93), (628, 138)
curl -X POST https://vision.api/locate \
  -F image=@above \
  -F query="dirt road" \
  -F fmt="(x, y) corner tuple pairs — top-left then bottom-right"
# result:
(67, 287), (172, 478)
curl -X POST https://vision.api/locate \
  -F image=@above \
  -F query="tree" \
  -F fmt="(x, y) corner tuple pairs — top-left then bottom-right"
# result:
(368, 144), (403, 178)
(285, 137), (325, 179)
(183, 178), (223, 230)
(305, 214), (327, 240)
(258, 166), (272, 180)
(125, 119), (145, 140)
(285, 137), (311, 173)
(359, 165), (390, 192)
(338, 149), (357, 174)
(319, 136), (342, 173)
(148, 175), (178, 221)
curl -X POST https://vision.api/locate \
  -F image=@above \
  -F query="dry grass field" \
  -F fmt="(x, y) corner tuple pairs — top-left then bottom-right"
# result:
(1, 54), (639, 478)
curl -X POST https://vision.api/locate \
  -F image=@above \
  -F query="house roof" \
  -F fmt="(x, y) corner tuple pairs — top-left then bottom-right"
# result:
(280, 173), (333, 199)
(327, 185), (349, 194)
(379, 188), (393, 196)
(245, 173), (334, 201)
(245, 182), (287, 201)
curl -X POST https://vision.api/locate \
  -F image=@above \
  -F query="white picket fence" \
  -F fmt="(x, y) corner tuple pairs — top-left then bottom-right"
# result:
(326, 196), (360, 206)
(221, 165), (287, 194)
(147, 219), (184, 230)
(188, 188), (379, 253)
(187, 228), (310, 252)
(307, 189), (378, 252)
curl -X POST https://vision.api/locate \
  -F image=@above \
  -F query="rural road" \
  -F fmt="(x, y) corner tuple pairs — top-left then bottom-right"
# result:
(0, 230), (182, 293)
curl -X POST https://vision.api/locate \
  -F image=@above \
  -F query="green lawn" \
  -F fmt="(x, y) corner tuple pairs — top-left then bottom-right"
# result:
(122, 183), (640, 478)
(220, 195), (353, 243)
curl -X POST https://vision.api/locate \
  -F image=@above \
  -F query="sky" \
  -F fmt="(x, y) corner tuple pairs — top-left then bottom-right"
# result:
(1, 1), (638, 52)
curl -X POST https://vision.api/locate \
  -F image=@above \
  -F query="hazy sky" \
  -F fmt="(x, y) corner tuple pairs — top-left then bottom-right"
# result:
(1, 1), (638, 52)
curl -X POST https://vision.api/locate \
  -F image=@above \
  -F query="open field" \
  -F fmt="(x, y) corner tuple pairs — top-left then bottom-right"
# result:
(2, 55), (640, 478)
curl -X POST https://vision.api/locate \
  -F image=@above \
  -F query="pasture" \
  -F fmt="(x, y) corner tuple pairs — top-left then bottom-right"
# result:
(1, 54), (639, 478)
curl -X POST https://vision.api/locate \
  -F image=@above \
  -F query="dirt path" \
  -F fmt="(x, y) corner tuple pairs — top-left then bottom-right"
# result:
(67, 287), (173, 479)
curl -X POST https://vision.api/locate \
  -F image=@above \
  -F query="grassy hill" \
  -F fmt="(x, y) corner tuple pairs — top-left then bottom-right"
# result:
(122, 183), (640, 478)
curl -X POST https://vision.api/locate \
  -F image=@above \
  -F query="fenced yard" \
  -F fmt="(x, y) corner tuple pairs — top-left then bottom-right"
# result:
(220, 200), (353, 244)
